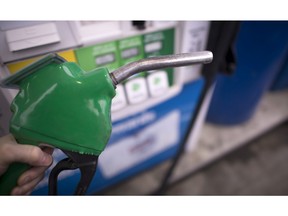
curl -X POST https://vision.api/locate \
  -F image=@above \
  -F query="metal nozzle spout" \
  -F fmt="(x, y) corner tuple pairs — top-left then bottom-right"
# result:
(109, 51), (213, 86)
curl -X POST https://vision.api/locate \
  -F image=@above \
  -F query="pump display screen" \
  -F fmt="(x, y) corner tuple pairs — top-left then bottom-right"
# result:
(121, 47), (139, 59)
(95, 53), (115, 65)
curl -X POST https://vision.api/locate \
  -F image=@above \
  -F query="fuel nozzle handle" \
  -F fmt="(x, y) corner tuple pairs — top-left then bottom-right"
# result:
(109, 51), (213, 86)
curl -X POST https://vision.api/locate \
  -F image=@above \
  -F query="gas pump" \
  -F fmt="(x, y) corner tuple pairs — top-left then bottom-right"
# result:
(0, 21), (214, 195)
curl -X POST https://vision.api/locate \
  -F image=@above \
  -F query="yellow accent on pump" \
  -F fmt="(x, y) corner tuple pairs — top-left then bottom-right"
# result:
(7, 49), (77, 74)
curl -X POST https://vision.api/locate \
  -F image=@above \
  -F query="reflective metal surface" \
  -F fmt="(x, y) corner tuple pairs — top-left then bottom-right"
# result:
(110, 51), (213, 85)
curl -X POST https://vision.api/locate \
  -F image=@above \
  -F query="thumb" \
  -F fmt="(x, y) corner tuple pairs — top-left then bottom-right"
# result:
(5, 143), (53, 167)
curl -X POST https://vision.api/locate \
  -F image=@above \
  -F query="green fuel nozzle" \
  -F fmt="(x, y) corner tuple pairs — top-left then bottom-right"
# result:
(0, 51), (212, 195)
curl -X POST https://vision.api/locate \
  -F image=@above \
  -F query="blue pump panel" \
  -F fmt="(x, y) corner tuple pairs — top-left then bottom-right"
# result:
(270, 53), (288, 91)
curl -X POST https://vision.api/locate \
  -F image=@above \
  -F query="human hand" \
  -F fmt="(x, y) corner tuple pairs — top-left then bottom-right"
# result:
(0, 134), (53, 195)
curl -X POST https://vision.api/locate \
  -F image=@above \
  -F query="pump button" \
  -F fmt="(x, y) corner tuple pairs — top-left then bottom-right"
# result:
(147, 71), (169, 97)
(125, 77), (148, 104)
(111, 84), (127, 111)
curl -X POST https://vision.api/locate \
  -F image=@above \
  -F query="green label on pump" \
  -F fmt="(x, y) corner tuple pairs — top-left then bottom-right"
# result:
(118, 35), (144, 65)
(144, 28), (174, 57)
(75, 41), (120, 72)
(75, 28), (175, 87)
